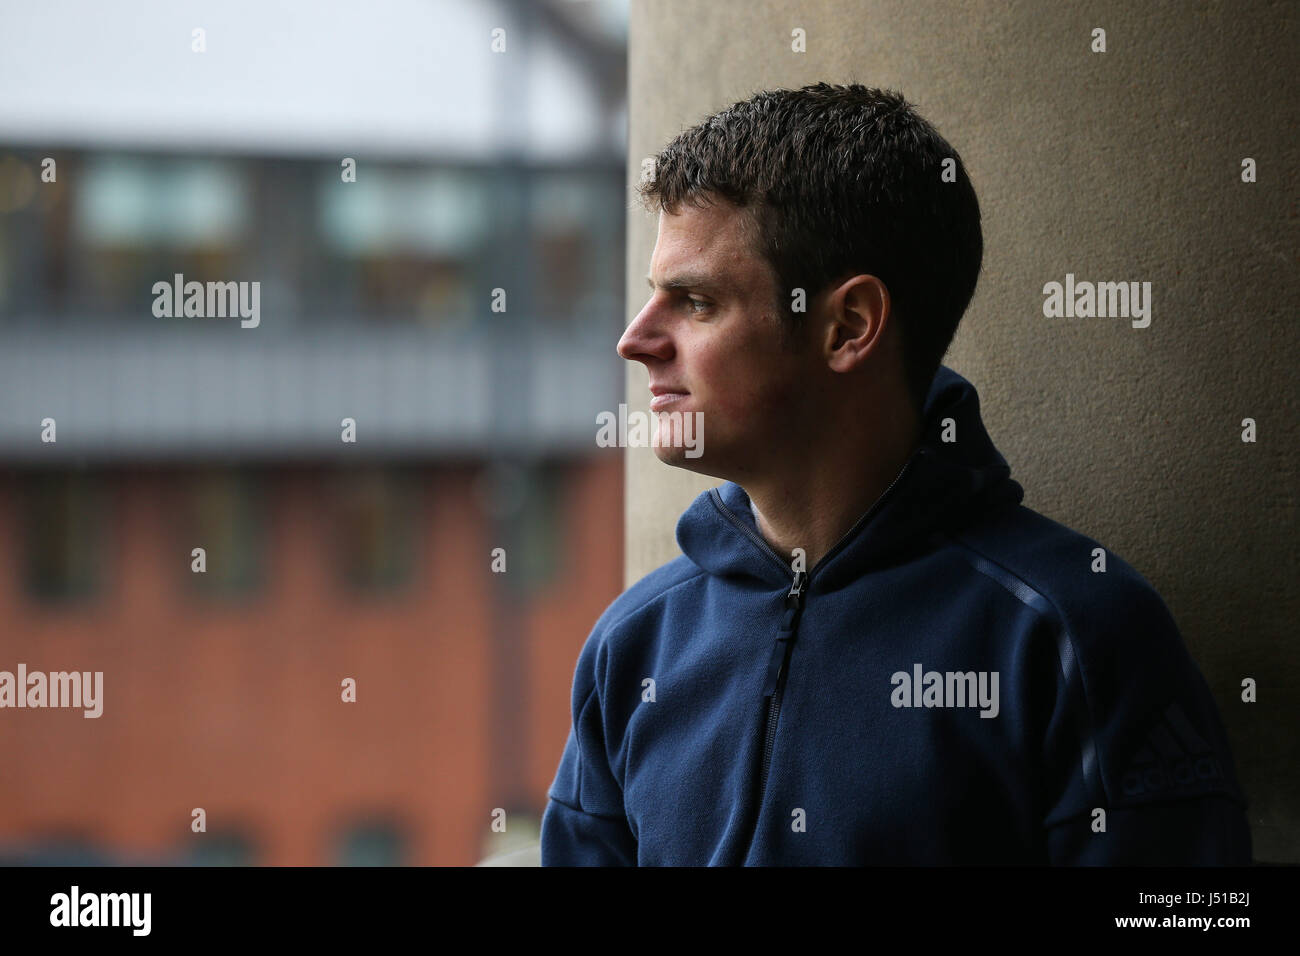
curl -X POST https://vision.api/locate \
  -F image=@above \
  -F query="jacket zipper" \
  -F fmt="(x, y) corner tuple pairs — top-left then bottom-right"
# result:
(709, 454), (919, 841)
(759, 570), (806, 797)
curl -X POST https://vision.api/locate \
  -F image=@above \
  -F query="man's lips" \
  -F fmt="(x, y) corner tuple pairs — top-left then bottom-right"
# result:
(649, 387), (689, 411)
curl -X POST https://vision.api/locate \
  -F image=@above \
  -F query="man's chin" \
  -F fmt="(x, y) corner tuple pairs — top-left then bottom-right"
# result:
(652, 442), (719, 478)
(647, 409), (722, 475)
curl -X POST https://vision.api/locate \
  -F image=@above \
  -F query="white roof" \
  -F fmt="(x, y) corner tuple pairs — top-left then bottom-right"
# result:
(0, 0), (619, 161)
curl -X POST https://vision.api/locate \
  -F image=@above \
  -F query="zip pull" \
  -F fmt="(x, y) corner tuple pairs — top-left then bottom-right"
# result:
(786, 570), (807, 607)
(765, 571), (806, 698)
(776, 570), (807, 638)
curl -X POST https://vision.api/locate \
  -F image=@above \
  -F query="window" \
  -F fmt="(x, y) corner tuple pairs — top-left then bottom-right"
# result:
(189, 829), (257, 866)
(336, 820), (408, 866)
(72, 154), (250, 314)
(332, 468), (417, 594)
(0, 831), (108, 865)
(317, 167), (487, 321)
(486, 461), (565, 596)
(0, 151), (59, 317)
(186, 470), (264, 598)
(77, 155), (249, 247)
(530, 172), (606, 323)
(22, 470), (103, 602)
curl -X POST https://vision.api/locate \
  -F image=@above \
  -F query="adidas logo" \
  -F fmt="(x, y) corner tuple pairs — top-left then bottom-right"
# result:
(1120, 702), (1222, 798)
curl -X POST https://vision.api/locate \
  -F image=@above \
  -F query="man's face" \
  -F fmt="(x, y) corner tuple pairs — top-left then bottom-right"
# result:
(617, 199), (818, 482)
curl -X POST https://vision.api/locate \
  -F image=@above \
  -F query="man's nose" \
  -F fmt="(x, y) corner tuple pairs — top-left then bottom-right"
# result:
(617, 298), (673, 363)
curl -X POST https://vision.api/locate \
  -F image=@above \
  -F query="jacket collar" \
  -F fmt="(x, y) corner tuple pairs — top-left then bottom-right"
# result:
(675, 365), (1024, 590)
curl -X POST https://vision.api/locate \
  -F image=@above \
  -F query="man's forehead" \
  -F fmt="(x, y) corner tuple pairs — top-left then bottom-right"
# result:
(656, 200), (753, 248)
(648, 203), (764, 287)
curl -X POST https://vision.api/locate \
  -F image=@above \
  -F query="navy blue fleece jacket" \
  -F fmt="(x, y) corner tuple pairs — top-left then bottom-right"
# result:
(541, 366), (1251, 865)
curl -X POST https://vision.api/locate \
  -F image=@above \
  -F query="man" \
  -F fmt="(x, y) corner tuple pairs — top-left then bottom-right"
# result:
(540, 83), (1251, 865)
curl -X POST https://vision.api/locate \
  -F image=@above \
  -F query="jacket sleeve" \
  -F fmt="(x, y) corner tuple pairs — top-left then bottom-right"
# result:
(540, 637), (638, 866)
(1045, 794), (1252, 864)
(1038, 576), (1253, 865)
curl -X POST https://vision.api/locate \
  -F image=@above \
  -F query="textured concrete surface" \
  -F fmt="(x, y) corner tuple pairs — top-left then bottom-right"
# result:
(626, 0), (1297, 861)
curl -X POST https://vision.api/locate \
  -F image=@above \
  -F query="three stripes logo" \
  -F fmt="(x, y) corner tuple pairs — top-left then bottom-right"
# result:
(1120, 702), (1222, 798)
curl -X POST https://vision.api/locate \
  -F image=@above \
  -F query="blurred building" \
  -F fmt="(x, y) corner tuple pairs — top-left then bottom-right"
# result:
(0, 0), (627, 865)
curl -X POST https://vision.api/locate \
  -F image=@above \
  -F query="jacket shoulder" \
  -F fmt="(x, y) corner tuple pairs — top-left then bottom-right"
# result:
(947, 503), (1175, 632)
(945, 504), (1248, 810)
(591, 554), (705, 637)
(570, 554), (705, 701)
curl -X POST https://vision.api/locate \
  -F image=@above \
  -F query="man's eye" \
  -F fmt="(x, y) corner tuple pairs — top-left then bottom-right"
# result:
(686, 297), (710, 313)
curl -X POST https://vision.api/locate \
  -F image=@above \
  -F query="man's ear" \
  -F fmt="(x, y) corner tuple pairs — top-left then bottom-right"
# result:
(823, 274), (890, 373)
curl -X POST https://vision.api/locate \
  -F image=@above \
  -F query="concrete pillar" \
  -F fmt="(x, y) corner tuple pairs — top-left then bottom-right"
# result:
(626, 0), (1297, 861)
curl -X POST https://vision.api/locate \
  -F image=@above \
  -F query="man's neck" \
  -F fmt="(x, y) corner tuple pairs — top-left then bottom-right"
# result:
(744, 402), (922, 573)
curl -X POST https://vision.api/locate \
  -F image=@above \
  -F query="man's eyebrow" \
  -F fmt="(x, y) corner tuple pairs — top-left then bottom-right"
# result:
(645, 273), (723, 292)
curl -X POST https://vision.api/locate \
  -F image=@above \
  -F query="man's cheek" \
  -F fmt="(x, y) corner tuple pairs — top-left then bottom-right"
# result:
(731, 374), (799, 419)
(701, 393), (757, 439)
(699, 366), (764, 414)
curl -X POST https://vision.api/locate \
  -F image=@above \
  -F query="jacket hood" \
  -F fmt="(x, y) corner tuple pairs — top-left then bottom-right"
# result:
(675, 365), (1025, 592)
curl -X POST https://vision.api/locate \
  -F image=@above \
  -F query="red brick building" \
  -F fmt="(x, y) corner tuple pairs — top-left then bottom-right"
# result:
(0, 456), (622, 865)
